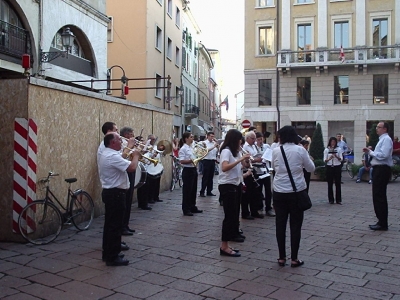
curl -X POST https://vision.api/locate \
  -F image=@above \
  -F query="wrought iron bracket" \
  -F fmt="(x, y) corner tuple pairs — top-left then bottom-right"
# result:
(40, 50), (68, 63)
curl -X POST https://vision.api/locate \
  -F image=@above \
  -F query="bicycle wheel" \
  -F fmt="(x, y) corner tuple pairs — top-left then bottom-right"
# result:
(70, 191), (94, 231)
(346, 162), (354, 178)
(18, 200), (62, 245)
(178, 167), (183, 187)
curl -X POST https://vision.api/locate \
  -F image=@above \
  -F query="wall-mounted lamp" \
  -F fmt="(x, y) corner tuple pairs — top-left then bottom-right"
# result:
(165, 85), (184, 103)
(40, 27), (75, 63)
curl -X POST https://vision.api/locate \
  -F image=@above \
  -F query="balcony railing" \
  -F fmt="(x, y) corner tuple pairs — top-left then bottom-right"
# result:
(277, 45), (400, 68)
(0, 20), (31, 60)
(184, 104), (200, 119)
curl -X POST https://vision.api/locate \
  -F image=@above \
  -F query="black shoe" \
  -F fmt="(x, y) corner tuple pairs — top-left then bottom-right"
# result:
(242, 215), (254, 220)
(369, 224), (388, 231)
(139, 206), (152, 210)
(191, 209), (203, 213)
(148, 200), (155, 204)
(120, 243), (129, 251)
(183, 211), (194, 216)
(155, 199), (163, 202)
(207, 193), (216, 196)
(121, 229), (133, 236)
(230, 236), (245, 243)
(220, 248), (241, 257)
(126, 227), (135, 233)
(329, 201), (334, 204)
(291, 259), (304, 268)
(199, 193), (206, 197)
(336, 202), (342, 205)
(251, 213), (264, 219)
(106, 257), (129, 266)
(237, 233), (246, 239)
(102, 252), (124, 261)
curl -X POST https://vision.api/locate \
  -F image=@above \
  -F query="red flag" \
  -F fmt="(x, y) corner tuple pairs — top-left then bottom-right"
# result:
(339, 45), (345, 63)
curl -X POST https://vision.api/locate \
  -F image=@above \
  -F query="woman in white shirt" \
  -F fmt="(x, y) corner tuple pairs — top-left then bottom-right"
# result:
(272, 126), (315, 267)
(218, 129), (250, 257)
(323, 137), (343, 204)
(179, 132), (202, 216)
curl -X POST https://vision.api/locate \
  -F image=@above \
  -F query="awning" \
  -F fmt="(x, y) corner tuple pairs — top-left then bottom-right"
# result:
(191, 125), (206, 136)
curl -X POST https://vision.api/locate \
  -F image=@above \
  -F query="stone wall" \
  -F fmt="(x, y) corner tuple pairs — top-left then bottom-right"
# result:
(0, 78), (174, 242)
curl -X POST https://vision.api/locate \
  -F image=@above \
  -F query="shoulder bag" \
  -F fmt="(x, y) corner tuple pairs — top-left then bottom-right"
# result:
(280, 146), (312, 211)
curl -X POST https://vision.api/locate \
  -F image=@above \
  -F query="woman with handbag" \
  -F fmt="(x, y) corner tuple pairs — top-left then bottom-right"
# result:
(272, 126), (315, 267)
(323, 137), (343, 204)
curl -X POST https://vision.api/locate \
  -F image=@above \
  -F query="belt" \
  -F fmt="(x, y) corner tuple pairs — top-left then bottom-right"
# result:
(103, 187), (128, 192)
(372, 164), (390, 168)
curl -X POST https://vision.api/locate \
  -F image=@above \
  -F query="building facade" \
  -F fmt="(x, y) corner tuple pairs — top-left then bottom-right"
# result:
(244, 0), (400, 160)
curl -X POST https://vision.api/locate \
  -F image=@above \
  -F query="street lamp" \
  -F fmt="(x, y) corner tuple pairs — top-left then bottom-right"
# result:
(40, 27), (75, 63)
(165, 85), (184, 103)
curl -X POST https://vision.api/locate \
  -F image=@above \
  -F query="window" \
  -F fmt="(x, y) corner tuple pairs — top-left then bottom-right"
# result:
(373, 75), (388, 104)
(175, 46), (180, 67)
(193, 62), (197, 79)
(256, 21), (274, 56)
(167, 38), (172, 59)
(259, 27), (273, 55)
(334, 21), (349, 48)
(175, 7), (180, 27)
(297, 0), (312, 3)
(156, 0), (163, 5)
(107, 16), (113, 42)
(257, 0), (274, 7)
(167, 0), (172, 16)
(334, 76), (349, 104)
(259, 79), (272, 106)
(155, 74), (162, 98)
(155, 26), (162, 51)
(297, 23), (312, 62)
(372, 18), (388, 58)
(297, 77), (311, 105)
(181, 47), (186, 69)
(51, 28), (85, 58)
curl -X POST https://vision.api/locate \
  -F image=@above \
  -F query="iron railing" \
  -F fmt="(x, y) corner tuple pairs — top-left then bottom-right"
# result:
(0, 20), (31, 59)
(184, 104), (200, 117)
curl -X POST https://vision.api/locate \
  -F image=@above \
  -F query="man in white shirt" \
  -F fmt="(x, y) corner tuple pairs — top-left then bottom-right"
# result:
(98, 132), (139, 266)
(363, 122), (393, 231)
(199, 132), (219, 197)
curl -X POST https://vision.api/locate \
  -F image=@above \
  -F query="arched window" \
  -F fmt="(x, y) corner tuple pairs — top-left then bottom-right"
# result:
(51, 29), (85, 59)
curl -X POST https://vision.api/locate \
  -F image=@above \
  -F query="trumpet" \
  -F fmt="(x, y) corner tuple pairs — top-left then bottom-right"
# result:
(123, 146), (159, 166)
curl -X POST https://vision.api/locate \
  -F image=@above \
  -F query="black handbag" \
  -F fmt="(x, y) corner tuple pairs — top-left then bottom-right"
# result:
(280, 146), (312, 211)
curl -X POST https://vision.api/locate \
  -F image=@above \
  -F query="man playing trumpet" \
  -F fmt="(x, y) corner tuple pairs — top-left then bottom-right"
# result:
(199, 132), (219, 197)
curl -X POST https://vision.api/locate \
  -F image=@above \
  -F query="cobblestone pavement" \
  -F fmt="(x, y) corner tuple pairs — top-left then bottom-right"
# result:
(1, 173), (400, 299)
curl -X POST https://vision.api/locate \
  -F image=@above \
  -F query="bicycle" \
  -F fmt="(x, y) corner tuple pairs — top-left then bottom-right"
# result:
(18, 171), (94, 245)
(343, 157), (354, 178)
(170, 155), (183, 191)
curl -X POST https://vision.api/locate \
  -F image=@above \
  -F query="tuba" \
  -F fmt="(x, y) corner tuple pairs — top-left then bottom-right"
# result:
(191, 141), (209, 166)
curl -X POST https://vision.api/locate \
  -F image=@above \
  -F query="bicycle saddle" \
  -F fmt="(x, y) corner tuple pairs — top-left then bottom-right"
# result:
(65, 178), (77, 183)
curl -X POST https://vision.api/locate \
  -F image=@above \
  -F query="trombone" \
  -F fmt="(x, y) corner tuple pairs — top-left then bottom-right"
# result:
(123, 146), (159, 166)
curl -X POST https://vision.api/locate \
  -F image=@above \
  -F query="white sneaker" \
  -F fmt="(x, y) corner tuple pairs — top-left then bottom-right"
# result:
(368, 180), (372, 184)
(266, 209), (276, 217)
(356, 179), (361, 183)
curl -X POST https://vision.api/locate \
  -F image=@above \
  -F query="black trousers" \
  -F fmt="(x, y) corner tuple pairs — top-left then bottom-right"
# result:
(242, 175), (262, 216)
(182, 167), (198, 213)
(200, 160), (215, 195)
(273, 190), (304, 260)
(260, 176), (272, 211)
(372, 165), (391, 227)
(122, 171), (135, 230)
(219, 183), (241, 242)
(326, 165), (342, 203)
(137, 181), (149, 208)
(147, 174), (161, 201)
(102, 188), (126, 261)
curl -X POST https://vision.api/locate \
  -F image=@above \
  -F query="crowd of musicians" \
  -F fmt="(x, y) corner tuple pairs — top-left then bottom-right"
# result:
(97, 120), (393, 267)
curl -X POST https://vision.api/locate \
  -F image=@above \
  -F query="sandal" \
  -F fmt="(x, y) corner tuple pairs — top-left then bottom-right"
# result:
(277, 258), (286, 266)
(291, 259), (304, 268)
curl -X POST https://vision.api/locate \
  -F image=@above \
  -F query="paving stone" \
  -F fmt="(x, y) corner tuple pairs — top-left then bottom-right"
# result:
(55, 280), (114, 299)
(26, 257), (77, 273)
(114, 280), (165, 298)
(26, 272), (71, 287)
(226, 279), (278, 297)
(200, 286), (242, 300)
(166, 278), (212, 294)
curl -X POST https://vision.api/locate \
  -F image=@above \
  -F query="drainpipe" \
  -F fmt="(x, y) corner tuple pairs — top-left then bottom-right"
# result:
(163, 1), (167, 110)
(276, 0), (281, 129)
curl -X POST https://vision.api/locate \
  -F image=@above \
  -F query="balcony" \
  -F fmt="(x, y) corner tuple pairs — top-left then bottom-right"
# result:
(0, 20), (31, 64)
(184, 104), (200, 119)
(277, 45), (400, 73)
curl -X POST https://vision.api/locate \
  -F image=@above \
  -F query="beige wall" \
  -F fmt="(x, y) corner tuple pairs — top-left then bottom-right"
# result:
(0, 78), (173, 242)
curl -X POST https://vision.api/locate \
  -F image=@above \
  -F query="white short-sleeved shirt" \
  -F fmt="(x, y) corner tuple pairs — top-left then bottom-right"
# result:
(272, 143), (315, 193)
(98, 147), (130, 189)
(218, 148), (242, 186)
(179, 143), (195, 168)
